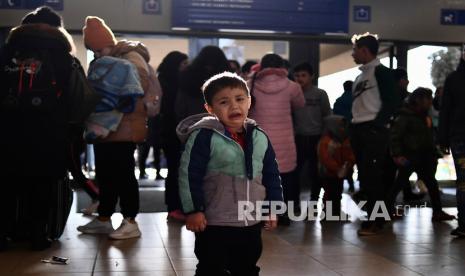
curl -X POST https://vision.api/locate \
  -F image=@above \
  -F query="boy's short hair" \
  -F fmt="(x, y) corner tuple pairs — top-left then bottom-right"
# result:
(343, 80), (353, 91)
(293, 62), (314, 75)
(408, 87), (433, 106)
(351, 32), (379, 56)
(202, 71), (250, 105)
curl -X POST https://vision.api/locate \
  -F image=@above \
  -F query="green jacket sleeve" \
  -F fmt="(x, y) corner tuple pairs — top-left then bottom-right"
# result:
(390, 115), (408, 157)
(374, 65), (401, 127)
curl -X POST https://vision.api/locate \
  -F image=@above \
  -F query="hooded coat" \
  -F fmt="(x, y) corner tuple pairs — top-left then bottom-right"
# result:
(176, 113), (283, 227)
(438, 59), (465, 147)
(0, 23), (76, 176)
(317, 115), (355, 178)
(97, 40), (160, 143)
(248, 68), (305, 173)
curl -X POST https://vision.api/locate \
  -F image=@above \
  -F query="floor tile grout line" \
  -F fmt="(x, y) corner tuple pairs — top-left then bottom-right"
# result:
(91, 236), (104, 276)
(155, 218), (179, 276)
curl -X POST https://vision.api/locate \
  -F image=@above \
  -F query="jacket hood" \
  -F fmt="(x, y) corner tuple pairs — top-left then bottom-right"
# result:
(253, 68), (290, 94)
(176, 113), (257, 143)
(110, 40), (150, 63)
(323, 115), (348, 142)
(6, 23), (75, 54)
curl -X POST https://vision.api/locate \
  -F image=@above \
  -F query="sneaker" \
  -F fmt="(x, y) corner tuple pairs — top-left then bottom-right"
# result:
(109, 219), (141, 240)
(81, 201), (99, 216)
(167, 210), (186, 222)
(450, 228), (465, 237)
(432, 211), (456, 221)
(77, 218), (114, 234)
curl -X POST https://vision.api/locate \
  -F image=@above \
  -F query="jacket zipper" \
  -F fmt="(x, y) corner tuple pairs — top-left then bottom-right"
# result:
(214, 129), (250, 226)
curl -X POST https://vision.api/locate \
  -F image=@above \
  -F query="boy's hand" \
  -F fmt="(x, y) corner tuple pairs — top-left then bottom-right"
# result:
(264, 215), (277, 230)
(186, 212), (207, 232)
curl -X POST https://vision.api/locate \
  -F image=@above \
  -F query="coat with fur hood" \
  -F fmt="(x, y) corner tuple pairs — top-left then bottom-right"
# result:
(248, 68), (305, 173)
(99, 40), (160, 143)
(0, 23), (76, 176)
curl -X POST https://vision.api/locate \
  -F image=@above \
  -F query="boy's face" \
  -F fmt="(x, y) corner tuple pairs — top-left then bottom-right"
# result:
(293, 70), (313, 89)
(419, 97), (433, 112)
(205, 87), (251, 133)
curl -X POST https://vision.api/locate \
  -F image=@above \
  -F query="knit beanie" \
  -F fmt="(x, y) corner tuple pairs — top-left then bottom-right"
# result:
(82, 16), (116, 51)
(21, 6), (63, 27)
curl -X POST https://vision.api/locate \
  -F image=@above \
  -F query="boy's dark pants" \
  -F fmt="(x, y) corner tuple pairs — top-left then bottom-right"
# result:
(295, 135), (321, 201)
(387, 152), (443, 214)
(194, 224), (262, 276)
(321, 177), (344, 217)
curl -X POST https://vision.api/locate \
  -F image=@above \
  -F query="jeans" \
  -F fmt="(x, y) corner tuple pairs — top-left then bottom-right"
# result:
(451, 141), (465, 230)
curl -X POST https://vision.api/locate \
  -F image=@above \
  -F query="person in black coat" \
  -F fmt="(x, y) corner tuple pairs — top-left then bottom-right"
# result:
(438, 52), (465, 237)
(157, 51), (189, 219)
(0, 6), (82, 250)
(175, 45), (230, 122)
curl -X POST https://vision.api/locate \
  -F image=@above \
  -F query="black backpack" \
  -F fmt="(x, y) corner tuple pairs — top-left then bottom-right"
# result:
(1, 47), (63, 115)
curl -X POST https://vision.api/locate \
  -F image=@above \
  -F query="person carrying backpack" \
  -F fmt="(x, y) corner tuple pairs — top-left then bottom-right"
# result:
(0, 6), (89, 251)
(77, 16), (161, 240)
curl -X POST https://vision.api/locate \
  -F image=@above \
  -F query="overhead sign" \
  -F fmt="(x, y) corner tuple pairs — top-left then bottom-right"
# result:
(143, 0), (161, 15)
(0, 0), (63, 10)
(353, 5), (371, 23)
(441, 9), (465, 25)
(172, 0), (349, 35)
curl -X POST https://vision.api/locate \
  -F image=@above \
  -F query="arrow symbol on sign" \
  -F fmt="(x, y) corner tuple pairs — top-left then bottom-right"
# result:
(444, 14), (454, 23)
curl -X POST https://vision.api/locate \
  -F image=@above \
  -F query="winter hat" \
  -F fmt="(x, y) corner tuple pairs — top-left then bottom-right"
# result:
(21, 6), (63, 27)
(82, 16), (116, 51)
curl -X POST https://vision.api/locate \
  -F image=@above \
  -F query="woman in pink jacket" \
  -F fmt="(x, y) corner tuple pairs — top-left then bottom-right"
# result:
(248, 54), (305, 225)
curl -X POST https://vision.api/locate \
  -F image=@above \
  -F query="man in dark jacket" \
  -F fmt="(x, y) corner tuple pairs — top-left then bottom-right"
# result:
(438, 49), (465, 237)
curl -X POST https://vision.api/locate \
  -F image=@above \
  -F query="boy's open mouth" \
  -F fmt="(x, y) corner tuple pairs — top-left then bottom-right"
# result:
(229, 113), (242, 119)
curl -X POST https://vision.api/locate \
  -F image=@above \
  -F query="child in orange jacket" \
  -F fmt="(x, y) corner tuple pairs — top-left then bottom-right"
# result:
(318, 115), (355, 219)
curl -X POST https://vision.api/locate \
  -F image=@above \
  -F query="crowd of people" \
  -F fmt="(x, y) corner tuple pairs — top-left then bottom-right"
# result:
(1, 5), (464, 276)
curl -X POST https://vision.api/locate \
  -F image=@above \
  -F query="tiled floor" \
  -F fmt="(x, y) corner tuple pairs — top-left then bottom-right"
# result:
(1, 195), (464, 276)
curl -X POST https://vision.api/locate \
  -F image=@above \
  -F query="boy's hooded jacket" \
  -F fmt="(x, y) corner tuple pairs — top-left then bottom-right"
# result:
(318, 115), (355, 178)
(177, 114), (283, 227)
(390, 107), (436, 157)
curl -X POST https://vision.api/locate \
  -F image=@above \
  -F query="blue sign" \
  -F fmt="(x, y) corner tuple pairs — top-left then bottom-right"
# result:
(353, 5), (371, 22)
(441, 9), (465, 25)
(0, 0), (63, 10)
(143, 0), (161, 14)
(172, 0), (349, 35)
